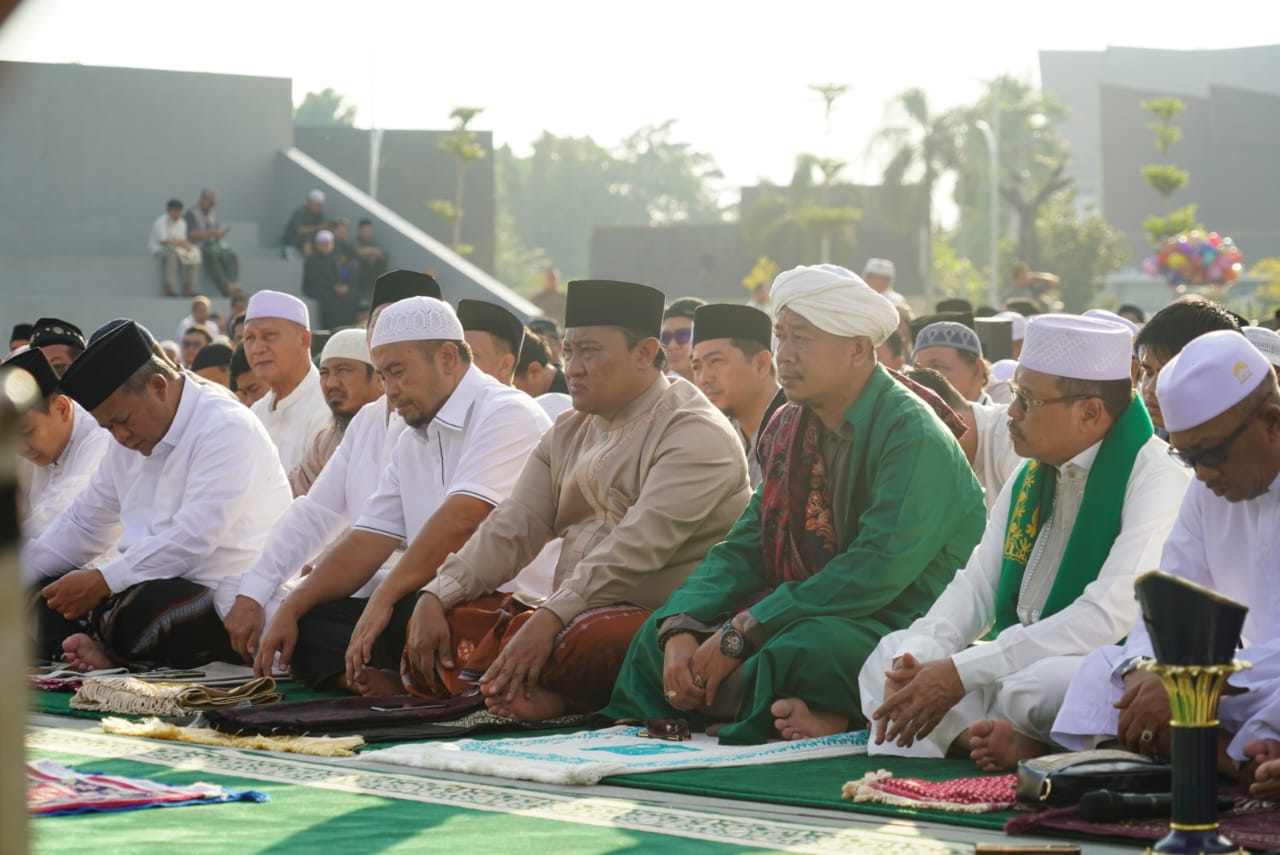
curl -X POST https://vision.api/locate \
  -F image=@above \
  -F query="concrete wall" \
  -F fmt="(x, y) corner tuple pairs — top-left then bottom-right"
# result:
(0, 61), (292, 255)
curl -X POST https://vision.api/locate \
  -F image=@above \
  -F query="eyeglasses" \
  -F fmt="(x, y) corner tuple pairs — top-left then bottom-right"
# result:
(1009, 383), (1097, 412)
(660, 329), (693, 347)
(1167, 397), (1268, 469)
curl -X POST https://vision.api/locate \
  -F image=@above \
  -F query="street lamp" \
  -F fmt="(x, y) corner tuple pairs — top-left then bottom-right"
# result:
(974, 119), (999, 307)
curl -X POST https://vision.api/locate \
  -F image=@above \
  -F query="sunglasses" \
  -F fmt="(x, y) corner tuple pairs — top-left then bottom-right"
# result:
(1167, 397), (1268, 469)
(1009, 383), (1096, 412)
(660, 329), (693, 347)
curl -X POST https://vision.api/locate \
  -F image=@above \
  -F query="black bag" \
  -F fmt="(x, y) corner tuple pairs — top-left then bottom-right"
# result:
(1016, 749), (1172, 807)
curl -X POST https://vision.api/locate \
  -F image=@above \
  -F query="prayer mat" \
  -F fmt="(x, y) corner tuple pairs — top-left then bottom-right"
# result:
(1005, 794), (1280, 851)
(70, 675), (282, 716)
(361, 726), (870, 785)
(842, 770), (1018, 813)
(28, 758), (266, 816)
(30, 679), (341, 722)
(205, 690), (488, 741)
(100, 717), (365, 757)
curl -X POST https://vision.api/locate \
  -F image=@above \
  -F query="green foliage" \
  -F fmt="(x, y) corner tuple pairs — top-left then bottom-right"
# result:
(294, 88), (356, 127)
(494, 155), (550, 295)
(1142, 203), (1201, 247)
(432, 107), (487, 255)
(1145, 122), (1182, 153)
(1142, 97), (1185, 129)
(1140, 164), (1188, 199)
(428, 200), (458, 224)
(1035, 194), (1129, 312)
(931, 232), (989, 306)
(1248, 257), (1280, 320)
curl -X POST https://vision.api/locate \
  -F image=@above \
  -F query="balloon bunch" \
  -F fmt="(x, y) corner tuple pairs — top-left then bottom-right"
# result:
(1143, 231), (1244, 289)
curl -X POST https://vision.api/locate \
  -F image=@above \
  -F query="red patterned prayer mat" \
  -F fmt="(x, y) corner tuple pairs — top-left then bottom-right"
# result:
(1005, 794), (1280, 850)
(28, 759), (267, 816)
(843, 770), (1018, 813)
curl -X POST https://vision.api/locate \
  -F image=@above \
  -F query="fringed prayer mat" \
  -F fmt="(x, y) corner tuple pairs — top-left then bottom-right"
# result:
(100, 717), (364, 757)
(28, 759), (266, 816)
(843, 770), (1018, 813)
(1005, 793), (1280, 851)
(362, 726), (870, 785)
(70, 676), (282, 716)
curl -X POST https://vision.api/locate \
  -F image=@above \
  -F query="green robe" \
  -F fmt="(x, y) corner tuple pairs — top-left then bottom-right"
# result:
(599, 365), (988, 743)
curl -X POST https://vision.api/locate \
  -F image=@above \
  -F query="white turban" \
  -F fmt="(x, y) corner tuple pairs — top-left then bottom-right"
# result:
(370, 296), (464, 350)
(770, 264), (899, 346)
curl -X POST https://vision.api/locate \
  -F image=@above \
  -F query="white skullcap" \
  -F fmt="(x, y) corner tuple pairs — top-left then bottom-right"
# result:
(994, 311), (1028, 341)
(314, 229), (334, 244)
(1243, 326), (1280, 368)
(308, 189), (325, 203)
(320, 328), (373, 366)
(1156, 330), (1271, 432)
(1020, 314), (1133, 381)
(370, 296), (464, 350)
(863, 258), (896, 278)
(1083, 308), (1140, 337)
(771, 264), (899, 346)
(246, 290), (310, 329)
(991, 358), (1018, 382)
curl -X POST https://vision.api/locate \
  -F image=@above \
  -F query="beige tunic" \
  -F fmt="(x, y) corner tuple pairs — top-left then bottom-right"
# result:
(424, 374), (752, 626)
(287, 419), (344, 497)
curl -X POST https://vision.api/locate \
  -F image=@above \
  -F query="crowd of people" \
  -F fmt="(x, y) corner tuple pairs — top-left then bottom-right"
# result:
(10, 258), (1280, 801)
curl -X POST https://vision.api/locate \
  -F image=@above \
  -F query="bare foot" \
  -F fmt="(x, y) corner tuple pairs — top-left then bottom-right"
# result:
(62, 634), (113, 671)
(485, 685), (566, 722)
(349, 667), (403, 697)
(968, 719), (1050, 772)
(771, 698), (849, 741)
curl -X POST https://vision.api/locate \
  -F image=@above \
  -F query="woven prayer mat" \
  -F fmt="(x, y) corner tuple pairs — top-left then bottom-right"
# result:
(26, 724), (974, 855)
(29, 680), (344, 721)
(362, 726), (870, 785)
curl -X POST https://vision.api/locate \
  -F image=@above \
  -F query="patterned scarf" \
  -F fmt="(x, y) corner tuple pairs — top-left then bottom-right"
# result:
(993, 395), (1153, 632)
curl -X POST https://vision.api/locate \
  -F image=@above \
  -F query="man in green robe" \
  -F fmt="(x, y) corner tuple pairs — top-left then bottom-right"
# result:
(601, 264), (987, 744)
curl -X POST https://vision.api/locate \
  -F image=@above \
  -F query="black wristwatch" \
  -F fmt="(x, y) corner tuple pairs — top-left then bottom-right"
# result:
(720, 621), (749, 658)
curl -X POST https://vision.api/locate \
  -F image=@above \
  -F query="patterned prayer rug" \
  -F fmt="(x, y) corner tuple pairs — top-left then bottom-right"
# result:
(843, 770), (1018, 812)
(28, 758), (266, 816)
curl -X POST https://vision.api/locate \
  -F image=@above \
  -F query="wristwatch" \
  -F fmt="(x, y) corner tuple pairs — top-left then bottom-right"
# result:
(1121, 655), (1153, 677)
(720, 621), (749, 658)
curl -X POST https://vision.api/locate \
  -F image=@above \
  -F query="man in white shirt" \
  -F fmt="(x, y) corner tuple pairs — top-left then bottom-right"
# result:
(912, 321), (993, 405)
(1052, 332), (1280, 797)
(514, 330), (573, 418)
(25, 321), (291, 670)
(863, 258), (906, 307)
(458, 299), (524, 385)
(860, 315), (1191, 770)
(174, 295), (221, 345)
(254, 295), (551, 693)
(149, 198), (200, 298)
(245, 290), (330, 472)
(5, 347), (110, 540)
(224, 270), (440, 662)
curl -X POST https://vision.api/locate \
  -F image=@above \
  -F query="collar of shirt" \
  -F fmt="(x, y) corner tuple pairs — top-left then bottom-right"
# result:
(428, 364), (488, 435)
(54, 401), (98, 469)
(1052, 438), (1102, 482)
(594, 373), (670, 432)
(269, 363), (321, 414)
(154, 376), (196, 454)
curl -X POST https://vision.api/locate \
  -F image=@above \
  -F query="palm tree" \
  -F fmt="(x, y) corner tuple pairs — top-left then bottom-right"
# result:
(875, 88), (963, 298)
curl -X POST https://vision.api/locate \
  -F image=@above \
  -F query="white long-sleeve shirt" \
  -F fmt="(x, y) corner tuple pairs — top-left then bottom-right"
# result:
(148, 214), (188, 256)
(238, 395), (405, 608)
(971, 401), (1023, 513)
(893, 433), (1190, 691)
(22, 377), (292, 618)
(250, 363), (331, 473)
(22, 400), (111, 540)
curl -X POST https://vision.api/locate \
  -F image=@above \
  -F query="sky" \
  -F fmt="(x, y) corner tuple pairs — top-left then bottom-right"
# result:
(1, 0), (1276, 194)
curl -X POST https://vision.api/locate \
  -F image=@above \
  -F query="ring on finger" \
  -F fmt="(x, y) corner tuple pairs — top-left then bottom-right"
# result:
(1141, 729), (1155, 744)
(664, 689), (678, 701)
(692, 674), (707, 689)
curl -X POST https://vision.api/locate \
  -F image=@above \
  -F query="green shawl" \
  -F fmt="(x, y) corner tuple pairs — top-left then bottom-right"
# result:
(994, 395), (1153, 632)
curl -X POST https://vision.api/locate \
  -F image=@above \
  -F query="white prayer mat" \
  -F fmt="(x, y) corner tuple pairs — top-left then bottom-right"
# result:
(361, 725), (870, 785)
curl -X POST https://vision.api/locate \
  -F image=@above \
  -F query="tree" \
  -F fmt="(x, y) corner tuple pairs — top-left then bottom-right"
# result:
(875, 88), (963, 296)
(742, 154), (862, 266)
(808, 83), (850, 134)
(430, 106), (486, 257)
(294, 88), (357, 127)
(1139, 96), (1200, 246)
(1034, 193), (1129, 312)
(613, 121), (725, 223)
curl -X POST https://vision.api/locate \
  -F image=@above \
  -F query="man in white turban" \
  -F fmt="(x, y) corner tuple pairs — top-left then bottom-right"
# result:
(1051, 331), (1280, 800)
(862, 315), (1190, 770)
(601, 264), (987, 743)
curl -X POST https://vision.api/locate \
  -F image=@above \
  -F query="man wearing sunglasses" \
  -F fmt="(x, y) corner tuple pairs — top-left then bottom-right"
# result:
(863, 314), (1190, 770)
(1053, 332), (1280, 798)
(660, 297), (705, 383)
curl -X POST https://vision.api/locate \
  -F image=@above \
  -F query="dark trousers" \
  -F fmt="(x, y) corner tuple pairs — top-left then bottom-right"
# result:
(201, 241), (240, 295)
(292, 594), (416, 689)
(34, 578), (236, 669)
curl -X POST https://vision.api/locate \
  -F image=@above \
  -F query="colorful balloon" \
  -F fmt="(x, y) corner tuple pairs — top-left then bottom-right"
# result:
(1144, 230), (1245, 290)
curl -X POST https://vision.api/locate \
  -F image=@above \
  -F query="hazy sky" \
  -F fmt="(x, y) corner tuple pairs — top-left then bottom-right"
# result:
(1, 0), (1275, 191)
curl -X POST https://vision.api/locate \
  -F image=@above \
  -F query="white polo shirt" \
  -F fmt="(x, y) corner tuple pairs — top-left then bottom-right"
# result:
(251, 363), (331, 473)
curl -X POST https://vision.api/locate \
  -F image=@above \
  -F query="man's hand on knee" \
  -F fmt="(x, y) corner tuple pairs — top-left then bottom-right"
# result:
(404, 593), (452, 695)
(872, 655), (965, 747)
(224, 596), (265, 664)
(479, 608), (563, 702)
(1115, 670), (1172, 753)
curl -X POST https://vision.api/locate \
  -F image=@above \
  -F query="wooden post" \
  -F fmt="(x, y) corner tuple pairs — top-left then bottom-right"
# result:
(0, 365), (40, 855)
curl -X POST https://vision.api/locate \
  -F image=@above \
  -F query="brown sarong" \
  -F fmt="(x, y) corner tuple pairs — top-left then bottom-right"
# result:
(401, 594), (649, 712)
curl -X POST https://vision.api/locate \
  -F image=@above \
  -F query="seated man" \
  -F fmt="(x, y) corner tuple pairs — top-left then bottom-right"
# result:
(862, 315), (1190, 770)
(29, 317), (86, 377)
(690, 303), (784, 488)
(179, 325), (214, 369)
(24, 322), (291, 669)
(906, 366), (1022, 512)
(403, 280), (751, 721)
(288, 328), (382, 496)
(458, 299), (525, 385)
(149, 198), (200, 297)
(190, 343), (234, 389)
(226, 271), (439, 664)
(244, 291), (331, 471)
(660, 297), (704, 383)
(10, 322), (33, 353)
(303, 230), (359, 329)
(601, 265), (986, 743)
(184, 189), (241, 297)
(282, 189), (328, 259)
(912, 321), (992, 404)
(513, 330), (572, 417)
(1052, 332), (1280, 794)
(5, 347), (110, 539)
(175, 295), (221, 345)
(353, 219), (388, 299)
(253, 294), (551, 692)
(230, 343), (267, 407)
